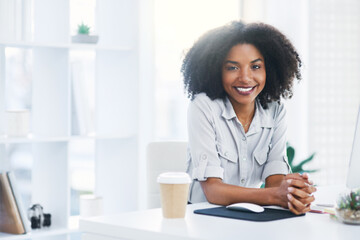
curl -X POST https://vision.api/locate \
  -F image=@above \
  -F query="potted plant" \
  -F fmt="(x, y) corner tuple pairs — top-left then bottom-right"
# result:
(336, 189), (360, 224)
(71, 22), (99, 44)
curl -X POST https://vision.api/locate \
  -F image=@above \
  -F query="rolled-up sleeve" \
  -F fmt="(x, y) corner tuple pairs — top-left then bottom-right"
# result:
(261, 103), (291, 182)
(188, 98), (224, 181)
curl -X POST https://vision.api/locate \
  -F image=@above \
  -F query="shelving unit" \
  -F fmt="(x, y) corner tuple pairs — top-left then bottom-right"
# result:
(0, 41), (133, 51)
(0, 0), (150, 238)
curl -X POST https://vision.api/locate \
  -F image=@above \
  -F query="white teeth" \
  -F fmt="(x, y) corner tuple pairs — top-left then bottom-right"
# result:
(236, 87), (253, 92)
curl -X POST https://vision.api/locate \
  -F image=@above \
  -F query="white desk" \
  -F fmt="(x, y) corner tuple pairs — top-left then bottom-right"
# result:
(79, 186), (360, 240)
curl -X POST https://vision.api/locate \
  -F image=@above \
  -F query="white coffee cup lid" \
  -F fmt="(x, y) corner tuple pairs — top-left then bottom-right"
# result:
(157, 172), (191, 184)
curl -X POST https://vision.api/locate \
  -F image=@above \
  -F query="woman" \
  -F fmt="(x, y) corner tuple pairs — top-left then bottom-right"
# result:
(182, 21), (316, 215)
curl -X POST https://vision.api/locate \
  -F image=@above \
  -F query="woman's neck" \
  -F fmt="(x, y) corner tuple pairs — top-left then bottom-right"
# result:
(229, 98), (256, 129)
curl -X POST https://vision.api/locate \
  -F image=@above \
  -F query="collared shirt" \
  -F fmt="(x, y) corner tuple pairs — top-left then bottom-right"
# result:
(186, 93), (291, 203)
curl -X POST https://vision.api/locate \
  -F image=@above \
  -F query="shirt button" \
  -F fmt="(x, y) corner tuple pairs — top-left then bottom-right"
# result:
(242, 137), (246, 141)
(224, 151), (228, 157)
(202, 154), (207, 160)
(242, 157), (246, 161)
(241, 179), (245, 184)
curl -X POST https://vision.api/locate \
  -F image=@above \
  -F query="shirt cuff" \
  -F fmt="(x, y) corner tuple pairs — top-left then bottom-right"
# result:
(261, 156), (290, 182)
(192, 166), (224, 181)
(191, 156), (224, 181)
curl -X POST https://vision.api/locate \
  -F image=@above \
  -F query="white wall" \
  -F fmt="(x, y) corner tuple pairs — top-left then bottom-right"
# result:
(242, 0), (309, 160)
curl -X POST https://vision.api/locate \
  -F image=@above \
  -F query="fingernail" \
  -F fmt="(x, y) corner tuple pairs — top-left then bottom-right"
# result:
(288, 202), (291, 208)
(287, 179), (292, 184)
(288, 187), (294, 192)
(287, 194), (292, 200)
(309, 180), (314, 185)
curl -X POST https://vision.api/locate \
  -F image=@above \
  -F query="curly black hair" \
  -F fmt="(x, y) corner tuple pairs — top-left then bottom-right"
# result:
(181, 21), (302, 109)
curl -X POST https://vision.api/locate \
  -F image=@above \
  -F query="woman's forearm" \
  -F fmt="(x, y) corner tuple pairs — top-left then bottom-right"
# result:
(200, 178), (283, 206)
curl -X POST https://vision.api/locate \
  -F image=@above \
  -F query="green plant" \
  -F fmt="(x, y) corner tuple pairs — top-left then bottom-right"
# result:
(77, 22), (90, 35)
(336, 190), (360, 224)
(286, 143), (318, 174)
(260, 143), (317, 188)
(337, 190), (360, 210)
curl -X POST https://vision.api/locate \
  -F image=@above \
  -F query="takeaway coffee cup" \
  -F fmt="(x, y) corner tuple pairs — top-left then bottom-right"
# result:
(157, 172), (191, 218)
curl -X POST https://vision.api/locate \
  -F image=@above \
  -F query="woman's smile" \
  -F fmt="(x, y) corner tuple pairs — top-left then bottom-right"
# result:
(234, 85), (257, 95)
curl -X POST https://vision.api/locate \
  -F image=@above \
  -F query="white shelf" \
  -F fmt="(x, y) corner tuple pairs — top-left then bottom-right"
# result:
(0, 213), (80, 239)
(0, 228), (79, 240)
(0, 134), (137, 144)
(0, 40), (133, 51)
(0, 0), (142, 237)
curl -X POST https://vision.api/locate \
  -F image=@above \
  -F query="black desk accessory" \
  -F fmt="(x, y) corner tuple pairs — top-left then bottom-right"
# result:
(194, 206), (305, 222)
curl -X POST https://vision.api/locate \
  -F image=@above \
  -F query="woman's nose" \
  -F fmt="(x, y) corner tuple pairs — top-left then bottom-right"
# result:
(238, 67), (252, 82)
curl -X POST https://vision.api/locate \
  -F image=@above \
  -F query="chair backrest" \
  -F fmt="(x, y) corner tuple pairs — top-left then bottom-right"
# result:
(146, 141), (188, 209)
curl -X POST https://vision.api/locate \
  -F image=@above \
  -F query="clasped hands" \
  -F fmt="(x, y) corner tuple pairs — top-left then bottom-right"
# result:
(280, 173), (317, 215)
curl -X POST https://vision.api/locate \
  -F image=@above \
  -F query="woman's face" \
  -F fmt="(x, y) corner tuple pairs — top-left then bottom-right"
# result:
(222, 43), (266, 109)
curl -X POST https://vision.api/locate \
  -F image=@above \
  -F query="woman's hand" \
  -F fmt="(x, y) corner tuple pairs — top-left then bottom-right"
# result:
(285, 173), (317, 215)
(274, 178), (294, 209)
(285, 172), (313, 185)
(286, 178), (316, 214)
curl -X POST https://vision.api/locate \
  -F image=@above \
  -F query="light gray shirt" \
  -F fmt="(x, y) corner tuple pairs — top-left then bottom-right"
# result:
(186, 93), (291, 203)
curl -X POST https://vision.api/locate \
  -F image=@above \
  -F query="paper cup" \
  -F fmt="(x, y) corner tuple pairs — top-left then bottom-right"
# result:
(79, 195), (103, 218)
(157, 172), (191, 218)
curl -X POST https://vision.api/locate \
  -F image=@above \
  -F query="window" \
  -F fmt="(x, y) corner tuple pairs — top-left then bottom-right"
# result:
(307, 0), (360, 185)
(154, 0), (241, 140)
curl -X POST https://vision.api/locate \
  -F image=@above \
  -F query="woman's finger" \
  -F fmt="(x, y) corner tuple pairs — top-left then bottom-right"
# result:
(287, 179), (317, 196)
(288, 202), (301, 215)
(287, 179), (309, 188)
(288, 201), (311, 215)
(301, 185), (317, 195)
(287, 193), (308, 213)
(300, 173), (314, 185)
(286, 173), (314, 185)
(288, 187), (311, 199)
(297, 196), (316, 206)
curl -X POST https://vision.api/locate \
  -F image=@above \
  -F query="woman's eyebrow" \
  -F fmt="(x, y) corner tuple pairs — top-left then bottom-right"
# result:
(251, 58), (263, 63)
(224, 60), (239, 65)
(224, 58), (263, 65)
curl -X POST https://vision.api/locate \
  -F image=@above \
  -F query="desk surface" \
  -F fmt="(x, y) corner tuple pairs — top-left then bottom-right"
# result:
(80, 185), (360, 240)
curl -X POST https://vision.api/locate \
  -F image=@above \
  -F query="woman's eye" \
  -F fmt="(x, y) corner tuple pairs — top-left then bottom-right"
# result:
(226, 66), (238, 71)
(252, 65), (261, 70)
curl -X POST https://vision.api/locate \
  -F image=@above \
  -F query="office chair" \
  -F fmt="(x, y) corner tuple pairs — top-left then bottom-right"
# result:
(146, 141), (188, 209)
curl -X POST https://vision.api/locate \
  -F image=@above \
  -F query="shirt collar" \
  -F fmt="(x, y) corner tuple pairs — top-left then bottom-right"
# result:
(254, 100), (275, 128)
(221, 97), (237, 120)
(221, 97), (275, 129)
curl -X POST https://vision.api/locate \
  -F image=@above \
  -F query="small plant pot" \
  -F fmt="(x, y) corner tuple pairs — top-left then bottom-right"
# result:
(336, 208), (360, 225)
(72, 34), (99, 44)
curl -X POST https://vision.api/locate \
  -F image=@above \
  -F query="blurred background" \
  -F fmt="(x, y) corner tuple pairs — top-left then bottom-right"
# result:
(0, 0), (359, 218)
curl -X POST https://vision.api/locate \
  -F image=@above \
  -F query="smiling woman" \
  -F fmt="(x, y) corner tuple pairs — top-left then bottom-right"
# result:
(182, 21), (316, 215)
